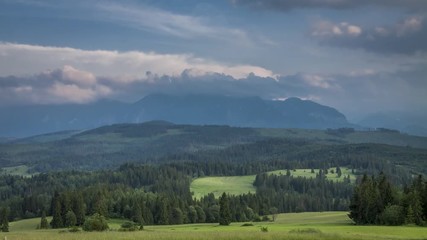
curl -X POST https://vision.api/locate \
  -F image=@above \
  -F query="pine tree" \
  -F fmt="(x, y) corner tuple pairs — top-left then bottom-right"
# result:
(0, 207), (9, 232)
(377, 172), (394, 210)
(132, 202), (144, 226)
(219, 192), (231, 226)
(154, 197), (168, 225)
(72, 191), (86, 226)
(65, 210), (77, 227)
(50, 191), (63, 228)
(40, 210), (49, 229)
(188, 206), (198, 223)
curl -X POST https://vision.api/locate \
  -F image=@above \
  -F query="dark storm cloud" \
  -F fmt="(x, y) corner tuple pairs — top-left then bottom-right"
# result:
(232, 0), (427, 11)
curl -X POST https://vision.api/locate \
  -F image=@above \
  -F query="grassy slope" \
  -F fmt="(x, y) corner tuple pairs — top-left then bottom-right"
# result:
(191, 175), (257, 199)
(190, 168), (355, 199)
(4, 212), (427, 240)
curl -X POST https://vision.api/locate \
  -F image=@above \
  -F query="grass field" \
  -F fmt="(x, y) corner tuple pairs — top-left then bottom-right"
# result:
(3, 212), (427, 240)
(190, 168), (355, 199)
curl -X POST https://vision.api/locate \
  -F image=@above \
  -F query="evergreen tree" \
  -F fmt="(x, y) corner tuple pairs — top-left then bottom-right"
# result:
(377, 172), (394, 210)
(348, 175), (364, 224)
(132, 202), (144, 226)
(219, 192), (231, 225)
(169, 207), (184, 224)
(406, 190), (423, 225)
(336, 167), (342, 178)
(50, 191), (63, 228)
(65, 210), (77, 227)
(188, 206), (198, 223)
(269, 207), (278, 222)
(0, 207), (9, 232)
(94, 192), (108, 218)
(61, 193), (72, 227)
(40, 210), (49, 229)
(195, 205), (206, 223)
(72, 191), (86, 226)
(154, 197), (169, 225)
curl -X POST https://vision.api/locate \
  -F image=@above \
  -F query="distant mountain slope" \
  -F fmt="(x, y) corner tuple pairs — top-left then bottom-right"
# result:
(132, 94), (350, 129)
(0, 94), (352, 137)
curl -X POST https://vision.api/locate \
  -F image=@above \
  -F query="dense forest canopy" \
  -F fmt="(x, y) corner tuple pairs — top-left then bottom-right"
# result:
(1, 123), (427, 228)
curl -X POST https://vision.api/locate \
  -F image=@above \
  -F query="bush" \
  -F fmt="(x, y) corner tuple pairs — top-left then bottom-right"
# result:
(252, 214), (261, 222)
(260, 226), (268, 232)
(261, 215), (270, 222)
(82, 213), (109, 232)
(240, 223), (254, 227)
(381, 205), (405, 226)
(119, 221), (141, 231)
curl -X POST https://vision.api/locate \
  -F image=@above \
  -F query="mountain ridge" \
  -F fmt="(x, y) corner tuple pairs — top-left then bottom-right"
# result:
(1, 94), (352, 137)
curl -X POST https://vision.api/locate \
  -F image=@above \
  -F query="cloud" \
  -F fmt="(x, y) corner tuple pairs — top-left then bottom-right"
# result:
(96, 2), (250, 43)
(232, 0), (427, 11)
(0, 42), (275, 80)
(1, 63), (427, 122)
(310, 16), (427, 54)
(0, 65), (111, 105)
(311, 21), (363, 38)
(1, 43), (425, 121)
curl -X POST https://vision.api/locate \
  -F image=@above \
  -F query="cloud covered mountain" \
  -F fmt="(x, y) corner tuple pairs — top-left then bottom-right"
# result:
(0, 94), (351, 137)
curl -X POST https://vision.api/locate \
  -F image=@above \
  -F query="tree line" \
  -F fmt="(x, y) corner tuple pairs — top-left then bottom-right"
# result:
(349, 173), (427, 225)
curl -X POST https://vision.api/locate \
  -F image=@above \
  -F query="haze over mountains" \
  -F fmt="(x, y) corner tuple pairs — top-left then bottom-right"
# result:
(2, 93), (426, 138)
(1, 94), (354, 138)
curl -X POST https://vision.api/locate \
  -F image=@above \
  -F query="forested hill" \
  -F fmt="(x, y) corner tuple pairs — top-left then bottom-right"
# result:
(1, 121), (427, 175)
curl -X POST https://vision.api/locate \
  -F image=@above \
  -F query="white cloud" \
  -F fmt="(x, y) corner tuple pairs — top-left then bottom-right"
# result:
(57, 65), (97, 87)
(311, 16), (427, 54)
(396, 16), (423, 37)
(96, 2), (250, 44)
(347, 25), (362, 36)
(0, 42), (275, 80)
(311, 20), (363, 38)
(301, 74), (336, 89)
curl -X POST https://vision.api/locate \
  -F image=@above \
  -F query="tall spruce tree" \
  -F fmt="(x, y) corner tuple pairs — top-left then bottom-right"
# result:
(40, 210), (49, 229)
(72, 191), (86, 226)
(219, 192), (231, 225)
(0, 207), (9, 232)
(50, 191), (63, 228)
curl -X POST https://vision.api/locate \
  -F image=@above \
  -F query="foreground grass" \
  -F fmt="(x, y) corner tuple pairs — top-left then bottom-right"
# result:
(3, 212), (427, 240)
(191, 168), (355, 199)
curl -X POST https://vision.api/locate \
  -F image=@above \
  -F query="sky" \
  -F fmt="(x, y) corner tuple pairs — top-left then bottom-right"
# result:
(0, 0), (426, 121)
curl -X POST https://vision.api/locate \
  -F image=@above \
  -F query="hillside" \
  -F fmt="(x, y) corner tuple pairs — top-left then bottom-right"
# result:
(1, 122), (427, 174)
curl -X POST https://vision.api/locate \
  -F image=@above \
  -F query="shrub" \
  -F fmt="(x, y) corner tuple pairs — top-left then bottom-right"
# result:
(260, 226), (268, 232)
(119, 221), (140, 231)
(240, 223), (254, 227)
(381, 205), (405, 226)
(252, 214), (261, 222)
(82, 213), (109, 232)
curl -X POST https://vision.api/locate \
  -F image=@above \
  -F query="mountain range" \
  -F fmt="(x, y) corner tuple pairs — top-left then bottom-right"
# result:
(0, 94), (353, 138)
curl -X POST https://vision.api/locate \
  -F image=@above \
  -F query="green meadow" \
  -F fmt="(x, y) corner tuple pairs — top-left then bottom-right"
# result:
(3, 212), (427, 240)
(190, 168), (355, 199)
